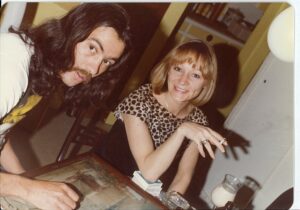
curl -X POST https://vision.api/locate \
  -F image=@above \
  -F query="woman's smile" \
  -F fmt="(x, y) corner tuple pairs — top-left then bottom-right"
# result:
(174, 85), (188, 94)
(167, 62), (205, 103)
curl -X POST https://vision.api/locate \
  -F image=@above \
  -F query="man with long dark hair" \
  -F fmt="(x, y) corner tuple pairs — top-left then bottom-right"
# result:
(0, 3), (132, 209)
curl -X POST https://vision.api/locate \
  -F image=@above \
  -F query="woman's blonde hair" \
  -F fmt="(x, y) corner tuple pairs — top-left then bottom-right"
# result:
(150, 39), (217, 106)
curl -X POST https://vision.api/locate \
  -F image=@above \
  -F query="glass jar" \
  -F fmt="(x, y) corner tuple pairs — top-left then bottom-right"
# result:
(211, 174), (242, 208)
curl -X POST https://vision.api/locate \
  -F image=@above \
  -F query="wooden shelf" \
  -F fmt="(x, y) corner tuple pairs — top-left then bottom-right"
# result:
(188, 13), (246, 44)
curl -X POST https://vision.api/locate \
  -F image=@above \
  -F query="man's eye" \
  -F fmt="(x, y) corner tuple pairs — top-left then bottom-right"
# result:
(103, 59), (114, 66)
(89, 45), (97, 53)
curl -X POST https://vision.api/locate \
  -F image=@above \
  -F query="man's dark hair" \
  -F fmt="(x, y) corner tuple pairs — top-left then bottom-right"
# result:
(10, 3), (132, 108)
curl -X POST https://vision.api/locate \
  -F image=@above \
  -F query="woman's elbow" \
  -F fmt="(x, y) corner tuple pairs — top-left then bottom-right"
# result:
(139, 168), (160, 182)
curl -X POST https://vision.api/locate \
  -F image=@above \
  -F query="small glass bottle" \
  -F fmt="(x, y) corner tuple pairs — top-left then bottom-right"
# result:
(234, 176), (261, 209)
(211, 174), (242, 208)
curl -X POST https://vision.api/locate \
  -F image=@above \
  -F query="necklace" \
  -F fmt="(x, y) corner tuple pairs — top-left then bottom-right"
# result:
(163, 93), (171, 110)
(164, 98), (169, 110)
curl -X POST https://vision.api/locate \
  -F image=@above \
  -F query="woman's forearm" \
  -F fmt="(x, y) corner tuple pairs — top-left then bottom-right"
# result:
(138, 129), (185, 181)
(168, 143), (199, 194)
(167, 172), (192, 194)
(123, 114), (186, 181)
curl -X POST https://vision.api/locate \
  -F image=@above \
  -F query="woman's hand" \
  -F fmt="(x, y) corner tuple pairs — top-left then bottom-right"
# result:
(23, 179), (80, 210)
(178, 122), (227, 159)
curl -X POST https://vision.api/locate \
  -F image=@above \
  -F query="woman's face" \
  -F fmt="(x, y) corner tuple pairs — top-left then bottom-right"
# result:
(60, 26), (125, 87)
(167, 61), (205, 103)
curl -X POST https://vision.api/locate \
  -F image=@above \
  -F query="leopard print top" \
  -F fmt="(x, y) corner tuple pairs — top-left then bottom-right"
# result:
(115, 84), (209, 148)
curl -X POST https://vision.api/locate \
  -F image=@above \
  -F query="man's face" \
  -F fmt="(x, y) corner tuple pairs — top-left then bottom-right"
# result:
(60, 26), (125, 87)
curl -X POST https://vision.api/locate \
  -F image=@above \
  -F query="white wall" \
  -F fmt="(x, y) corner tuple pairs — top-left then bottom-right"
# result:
(199, 53), (294, 209)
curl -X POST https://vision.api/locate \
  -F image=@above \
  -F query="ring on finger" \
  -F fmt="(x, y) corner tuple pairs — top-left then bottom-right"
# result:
(201, 139), (209, 144)
(219, 138), (227, 144)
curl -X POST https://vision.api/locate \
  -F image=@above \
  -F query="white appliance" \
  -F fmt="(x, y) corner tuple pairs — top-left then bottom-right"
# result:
(199, 53), (294, 209)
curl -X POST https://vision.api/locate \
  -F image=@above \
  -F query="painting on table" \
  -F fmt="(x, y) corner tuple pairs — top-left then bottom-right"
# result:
(0, 156), (163, 210)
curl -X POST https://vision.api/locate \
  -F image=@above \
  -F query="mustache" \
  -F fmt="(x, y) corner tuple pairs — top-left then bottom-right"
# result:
(68, 67), (92, 84)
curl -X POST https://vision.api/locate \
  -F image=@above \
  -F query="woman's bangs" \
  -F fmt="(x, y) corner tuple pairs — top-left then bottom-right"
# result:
(169, 49), (199, 66)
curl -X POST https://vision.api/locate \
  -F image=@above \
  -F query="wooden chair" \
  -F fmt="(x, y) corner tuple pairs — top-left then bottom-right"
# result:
(56, 104), (110, 162)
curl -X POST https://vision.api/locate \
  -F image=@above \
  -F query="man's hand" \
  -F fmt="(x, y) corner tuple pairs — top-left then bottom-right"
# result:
(23, 179), (80, 210)
(0, 173), (80, 210)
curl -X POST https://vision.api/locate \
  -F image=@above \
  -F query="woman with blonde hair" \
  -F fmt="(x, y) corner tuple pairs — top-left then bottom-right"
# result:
(98, 40), (227, 196)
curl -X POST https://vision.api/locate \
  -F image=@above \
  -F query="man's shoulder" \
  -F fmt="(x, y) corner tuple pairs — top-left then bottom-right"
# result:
(0, 33), (31, 119)
(0, 33), (25, 48)
(0, 33), (33, 62)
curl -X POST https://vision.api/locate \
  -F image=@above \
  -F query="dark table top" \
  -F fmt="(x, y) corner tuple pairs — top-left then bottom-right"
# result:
(1, 152), (166, 210)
